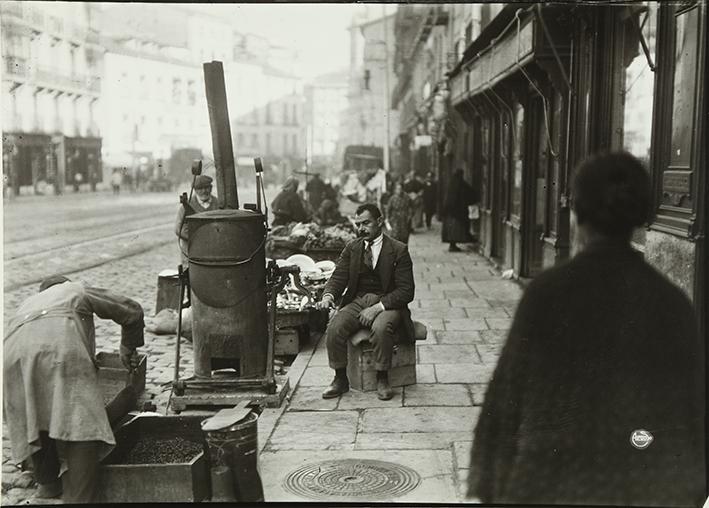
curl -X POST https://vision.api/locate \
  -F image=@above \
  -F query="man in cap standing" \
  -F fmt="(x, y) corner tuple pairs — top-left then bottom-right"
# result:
(3, 275), (144, 503)
(175, 174), (218, 264)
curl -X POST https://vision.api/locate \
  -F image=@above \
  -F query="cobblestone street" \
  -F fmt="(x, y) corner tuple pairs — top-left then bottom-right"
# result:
(2, 197), (522, 503)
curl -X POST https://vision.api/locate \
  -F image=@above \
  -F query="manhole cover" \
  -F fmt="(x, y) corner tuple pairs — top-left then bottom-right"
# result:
(283, 458), (421, 500)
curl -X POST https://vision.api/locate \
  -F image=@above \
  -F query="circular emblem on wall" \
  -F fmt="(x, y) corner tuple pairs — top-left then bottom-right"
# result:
(630, 429), (654, 449)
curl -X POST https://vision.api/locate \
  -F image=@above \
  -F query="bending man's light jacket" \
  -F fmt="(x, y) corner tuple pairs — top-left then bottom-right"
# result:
(3, 281), (144, 468)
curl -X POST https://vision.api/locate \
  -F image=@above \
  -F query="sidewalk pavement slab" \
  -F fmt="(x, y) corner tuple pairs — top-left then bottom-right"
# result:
(413, 307), (467, 319)
(468, 384), (488, 405)
(361, 406), (479, 434)
(417, 344), (481, 364)
(416, 364), (436, 383)
(287, 386), (339, 411)
(337, 389), (404, 410)
(450, 297), (491, 308)
(354, 432), (472, 450)
(486, 318), (512, 330)
(436, 330), (484, 344)
(403, 383), (472, 406)
(299, 365), (334, 386)
(453, 440), (474, 469)
(414, 298), (454, 309)
(434, 363), (497, 384)
(479, 329), (509, 343)
(465, 307), (510, 319)
(443, 318), (488, 331)
(267, 411), (359, 451)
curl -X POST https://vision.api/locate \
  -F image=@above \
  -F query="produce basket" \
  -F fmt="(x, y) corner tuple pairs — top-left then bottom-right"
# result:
(265, 236), (303, 260)
(305, 247), (343, 262)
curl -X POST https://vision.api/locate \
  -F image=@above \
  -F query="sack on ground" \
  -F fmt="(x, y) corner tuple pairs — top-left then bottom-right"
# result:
(144, 308), (192, 340)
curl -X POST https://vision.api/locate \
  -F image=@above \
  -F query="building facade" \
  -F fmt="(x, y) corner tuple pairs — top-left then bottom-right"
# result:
(338, 12), (399, 176)
(304, 70), (349, 179)
(99, 34), (211, 184)
(2, 1), (103, 195)
(228, 58), (306, 186)
(392, 2), (707, 340)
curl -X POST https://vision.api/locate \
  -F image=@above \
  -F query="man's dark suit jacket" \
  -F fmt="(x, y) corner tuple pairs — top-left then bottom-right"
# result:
(323, 234), (416, 341)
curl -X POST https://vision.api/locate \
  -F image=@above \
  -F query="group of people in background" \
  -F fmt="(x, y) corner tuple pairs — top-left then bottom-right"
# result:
(382, 168), (478, 254)
(271, 173), (343, 228)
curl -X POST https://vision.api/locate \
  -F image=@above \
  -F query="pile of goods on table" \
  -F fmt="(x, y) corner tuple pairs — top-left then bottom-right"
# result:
(266, 221), (356, 260)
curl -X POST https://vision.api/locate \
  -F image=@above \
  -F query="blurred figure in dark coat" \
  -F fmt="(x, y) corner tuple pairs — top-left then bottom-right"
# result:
(467, 152), (705, 506)
(271, 176), (310, 226)
(441, 169), (476, 251)
(422, 172), (438, 229)
(306, 173), (327, 211)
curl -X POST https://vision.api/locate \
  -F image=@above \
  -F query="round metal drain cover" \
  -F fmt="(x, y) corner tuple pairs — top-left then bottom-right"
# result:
(283, 458), (421, 500)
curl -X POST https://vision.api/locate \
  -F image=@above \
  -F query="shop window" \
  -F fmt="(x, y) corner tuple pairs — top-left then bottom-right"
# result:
(172, 78), (181, 104)
(499, 116), (510, 219)
(614, 3), (658, 246)
(617, 3), (658, 165)
(510, 103), (524, 220)
(548, 91), (563, 235)
(481, 117), (491, 210)
(667, 6), (698, 171)
(652, 2), (701, 235)
(187, 80), (196, 106)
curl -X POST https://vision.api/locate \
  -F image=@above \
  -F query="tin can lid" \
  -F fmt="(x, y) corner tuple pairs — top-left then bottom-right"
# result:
(201, 402), (252, 432)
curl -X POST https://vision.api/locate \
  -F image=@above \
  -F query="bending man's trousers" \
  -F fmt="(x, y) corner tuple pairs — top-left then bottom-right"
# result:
(326, 293), (402, 371)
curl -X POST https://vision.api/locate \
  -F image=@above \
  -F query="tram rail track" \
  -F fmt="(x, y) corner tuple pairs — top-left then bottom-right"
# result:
(3, 221), (177, 292)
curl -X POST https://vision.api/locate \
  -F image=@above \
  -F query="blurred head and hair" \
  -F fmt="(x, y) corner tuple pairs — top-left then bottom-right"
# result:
(39, 275), (70, 293)
(572, 151), (652, 240)
(282, 176), (299, 192)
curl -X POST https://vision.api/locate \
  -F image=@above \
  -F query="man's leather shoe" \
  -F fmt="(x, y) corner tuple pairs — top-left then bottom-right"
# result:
(322, 376), (349, 399)
(376, 377), (394, 400)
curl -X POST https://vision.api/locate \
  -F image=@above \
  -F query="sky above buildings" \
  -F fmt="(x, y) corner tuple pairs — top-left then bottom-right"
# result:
(185, 3), (397, 79)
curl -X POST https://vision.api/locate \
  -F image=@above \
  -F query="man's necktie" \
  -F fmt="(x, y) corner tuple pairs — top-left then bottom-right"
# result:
(363, 242), (373, 269)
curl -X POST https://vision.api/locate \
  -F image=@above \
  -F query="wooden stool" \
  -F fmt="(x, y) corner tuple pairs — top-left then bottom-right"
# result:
(346, 321), (427, 392)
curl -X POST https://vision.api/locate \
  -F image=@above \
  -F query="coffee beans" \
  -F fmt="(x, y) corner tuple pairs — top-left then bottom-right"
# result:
(123, 436), (203, 464)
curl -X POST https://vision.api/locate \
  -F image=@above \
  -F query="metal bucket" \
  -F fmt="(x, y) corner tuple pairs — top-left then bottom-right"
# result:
(201, 411), (264, 502)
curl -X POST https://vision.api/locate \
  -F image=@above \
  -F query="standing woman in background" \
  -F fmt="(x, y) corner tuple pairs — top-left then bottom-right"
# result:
(385, 180), (413, 244)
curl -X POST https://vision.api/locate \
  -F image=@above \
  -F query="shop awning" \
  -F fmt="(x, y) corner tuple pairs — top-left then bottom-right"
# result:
(450, 6), (571, 107)
(451, 14), (534, 105)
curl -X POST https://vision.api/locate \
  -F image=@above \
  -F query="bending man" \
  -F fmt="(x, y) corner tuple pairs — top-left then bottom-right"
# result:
(3, 275), (144, 503)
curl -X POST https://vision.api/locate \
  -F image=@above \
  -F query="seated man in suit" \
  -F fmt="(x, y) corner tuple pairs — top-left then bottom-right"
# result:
(316, 203), (415, 400)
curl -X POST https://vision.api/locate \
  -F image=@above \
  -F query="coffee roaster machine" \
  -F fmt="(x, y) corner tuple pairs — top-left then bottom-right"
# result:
(169, 62), (298, 411)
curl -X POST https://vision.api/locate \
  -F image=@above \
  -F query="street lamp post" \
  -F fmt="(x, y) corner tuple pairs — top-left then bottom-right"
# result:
(382, 4), (391, 175)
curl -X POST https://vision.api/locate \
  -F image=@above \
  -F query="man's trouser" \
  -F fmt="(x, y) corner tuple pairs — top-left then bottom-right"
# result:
(31, 431), (101, 503)
(326, 293), (402, 371)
